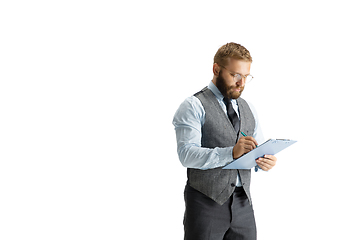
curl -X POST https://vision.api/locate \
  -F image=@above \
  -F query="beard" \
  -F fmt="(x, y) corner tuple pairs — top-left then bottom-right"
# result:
(216, 70), (244, 99)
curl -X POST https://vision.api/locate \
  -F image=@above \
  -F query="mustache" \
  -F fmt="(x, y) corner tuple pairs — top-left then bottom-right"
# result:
(232, 86), (244, 91)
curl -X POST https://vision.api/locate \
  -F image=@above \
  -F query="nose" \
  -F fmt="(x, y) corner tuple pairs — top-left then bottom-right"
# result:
(236, 78), (246, 87)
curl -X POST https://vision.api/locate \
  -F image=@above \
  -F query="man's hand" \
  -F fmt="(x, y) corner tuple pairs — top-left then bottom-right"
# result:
(232, 136), (258, 159)
(256, 155), (277, 171)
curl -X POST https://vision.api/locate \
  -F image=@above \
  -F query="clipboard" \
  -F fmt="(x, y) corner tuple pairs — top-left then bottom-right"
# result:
(223, 139), (297, 169)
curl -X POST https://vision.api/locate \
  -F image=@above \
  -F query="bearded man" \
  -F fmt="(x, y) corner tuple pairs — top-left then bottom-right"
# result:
(173, 42), (277, 240)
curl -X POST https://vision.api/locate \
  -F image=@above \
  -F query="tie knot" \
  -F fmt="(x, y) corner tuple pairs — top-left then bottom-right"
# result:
(223, 97), (231, 105)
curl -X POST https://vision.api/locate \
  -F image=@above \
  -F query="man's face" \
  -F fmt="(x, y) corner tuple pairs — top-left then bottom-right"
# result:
(215, 59), (252, 99)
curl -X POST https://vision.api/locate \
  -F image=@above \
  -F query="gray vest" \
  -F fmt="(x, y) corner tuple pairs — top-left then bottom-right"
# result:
(187, 87), (256, 205)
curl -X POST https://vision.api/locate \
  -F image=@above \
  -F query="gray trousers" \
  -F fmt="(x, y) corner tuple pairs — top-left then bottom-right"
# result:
(184, 184), (257, 240)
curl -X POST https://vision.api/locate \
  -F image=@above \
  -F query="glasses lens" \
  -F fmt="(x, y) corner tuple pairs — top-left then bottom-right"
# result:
(246, 75), (253, 83)
(234, 74), (242, 82)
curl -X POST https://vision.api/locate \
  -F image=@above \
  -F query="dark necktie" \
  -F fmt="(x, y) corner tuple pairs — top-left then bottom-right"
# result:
(223, 98), (240, 135)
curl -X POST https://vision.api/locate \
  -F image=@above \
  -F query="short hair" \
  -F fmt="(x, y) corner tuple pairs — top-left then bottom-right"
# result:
(214, 42), (252, 67)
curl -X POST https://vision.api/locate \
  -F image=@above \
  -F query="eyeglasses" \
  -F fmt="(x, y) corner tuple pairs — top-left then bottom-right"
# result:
(219, 65), (254, 84)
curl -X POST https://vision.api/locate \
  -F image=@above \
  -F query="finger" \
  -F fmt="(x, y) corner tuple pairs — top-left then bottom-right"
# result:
(243, 139), (257, 150)
(263, 156), (277, 166)
(256, 158), (274, 167)
(263, 157), (276, 166)
(243, 143), (256, 151)
(256, 161), (272, 171)
(256, 161), (268, 171)
(244, 136), (258, 147)
(239, 136), (257, 145)
(264, 155), (277, 162)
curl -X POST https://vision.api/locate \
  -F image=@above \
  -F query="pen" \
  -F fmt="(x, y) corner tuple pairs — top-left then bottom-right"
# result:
(241, 131), (260, 172)
(240, 131), (258, 147)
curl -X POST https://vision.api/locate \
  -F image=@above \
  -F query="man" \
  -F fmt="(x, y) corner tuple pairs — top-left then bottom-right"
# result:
(172, 42), (277, 240)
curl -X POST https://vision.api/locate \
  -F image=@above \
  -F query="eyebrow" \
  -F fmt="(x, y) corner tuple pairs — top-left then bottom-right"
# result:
(228, 69), (250, 76)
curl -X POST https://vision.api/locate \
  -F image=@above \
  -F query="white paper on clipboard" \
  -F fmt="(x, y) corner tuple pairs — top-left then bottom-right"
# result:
(222, 139), (297, 169)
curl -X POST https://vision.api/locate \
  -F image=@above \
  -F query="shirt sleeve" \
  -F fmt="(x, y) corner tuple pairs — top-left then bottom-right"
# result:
(172, 96), (235, 170)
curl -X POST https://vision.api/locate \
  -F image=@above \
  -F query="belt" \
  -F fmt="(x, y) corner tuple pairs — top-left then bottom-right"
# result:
(234, 186), (244, 192)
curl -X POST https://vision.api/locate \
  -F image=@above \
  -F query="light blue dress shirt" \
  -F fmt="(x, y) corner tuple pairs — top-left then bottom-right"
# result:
(173, 81), (265, 186)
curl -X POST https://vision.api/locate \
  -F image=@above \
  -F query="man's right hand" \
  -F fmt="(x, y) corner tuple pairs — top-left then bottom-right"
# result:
(232, 136), (258, 159)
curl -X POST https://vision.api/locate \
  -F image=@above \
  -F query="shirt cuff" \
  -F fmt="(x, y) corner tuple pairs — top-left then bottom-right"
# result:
(217, 147), (235, 167)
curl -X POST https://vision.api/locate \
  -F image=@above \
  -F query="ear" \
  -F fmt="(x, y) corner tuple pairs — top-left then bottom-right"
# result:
(213, 63), (221, 76)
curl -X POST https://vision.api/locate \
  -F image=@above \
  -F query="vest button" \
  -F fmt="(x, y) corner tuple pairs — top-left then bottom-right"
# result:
(231, 183), (235, 187)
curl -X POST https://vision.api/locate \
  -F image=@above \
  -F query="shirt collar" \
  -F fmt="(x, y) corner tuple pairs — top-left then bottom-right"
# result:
(208, 81), (225, 101)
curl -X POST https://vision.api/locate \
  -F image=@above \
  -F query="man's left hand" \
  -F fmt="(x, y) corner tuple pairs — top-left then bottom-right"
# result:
(256, 155), (277, 171)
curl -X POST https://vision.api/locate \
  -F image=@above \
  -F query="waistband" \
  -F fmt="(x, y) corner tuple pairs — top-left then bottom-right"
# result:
(234, 186), (244, 192)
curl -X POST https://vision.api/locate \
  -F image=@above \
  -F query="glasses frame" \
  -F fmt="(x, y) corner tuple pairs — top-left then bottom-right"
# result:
(219, 65), (254, 84)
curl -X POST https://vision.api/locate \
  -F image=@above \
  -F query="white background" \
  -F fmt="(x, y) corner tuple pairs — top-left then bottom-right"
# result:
(1, 0), (360, 239)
